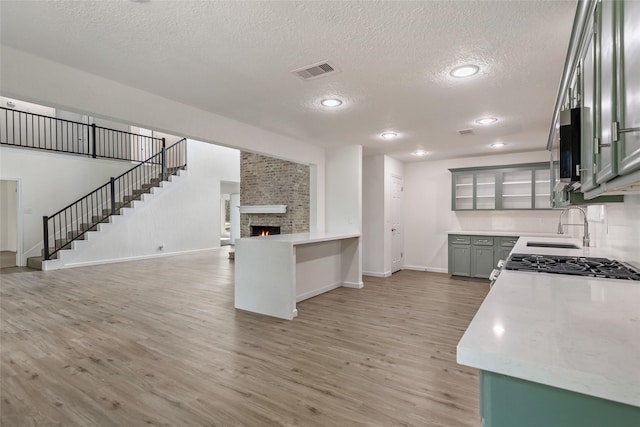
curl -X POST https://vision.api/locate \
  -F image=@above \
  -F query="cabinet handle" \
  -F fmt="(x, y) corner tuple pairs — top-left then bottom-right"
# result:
(596, 137), (610, 153)
(612, 121), (640, 142)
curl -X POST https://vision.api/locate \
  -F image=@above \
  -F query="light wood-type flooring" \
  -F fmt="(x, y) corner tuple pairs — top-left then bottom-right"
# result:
(0, 248), (489, 426)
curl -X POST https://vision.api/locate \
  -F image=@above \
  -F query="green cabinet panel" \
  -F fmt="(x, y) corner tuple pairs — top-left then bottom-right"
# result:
(618, 0), (640, 175)
(581, 13), (599, 192)
(471, 245), (494, 279)
(449, 244), (471, 277)
(480, 371), (640, 427)
(596, 0), (619, 184)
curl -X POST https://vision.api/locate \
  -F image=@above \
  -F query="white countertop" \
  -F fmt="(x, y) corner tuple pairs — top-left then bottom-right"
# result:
(238, 231), (360, 246)
(447, 230), (564, 238)
(457, 236), (640, 407)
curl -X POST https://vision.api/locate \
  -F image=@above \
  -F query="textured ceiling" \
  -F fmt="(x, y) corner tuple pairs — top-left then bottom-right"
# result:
(0, 0), (576, 161)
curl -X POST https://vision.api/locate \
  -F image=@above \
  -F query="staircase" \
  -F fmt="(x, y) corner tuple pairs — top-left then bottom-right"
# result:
(26, 139), (187, 270)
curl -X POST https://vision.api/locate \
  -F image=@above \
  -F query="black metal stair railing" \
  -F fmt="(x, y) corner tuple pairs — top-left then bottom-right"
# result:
(42, 138), (187, 261)
(0, 106), (164, 161)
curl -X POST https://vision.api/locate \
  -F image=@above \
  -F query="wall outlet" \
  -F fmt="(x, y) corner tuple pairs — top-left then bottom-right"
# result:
(587, 205), (605, 222)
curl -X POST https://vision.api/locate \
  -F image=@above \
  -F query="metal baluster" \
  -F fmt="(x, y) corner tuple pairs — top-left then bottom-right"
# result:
(43, 217), (50, 261)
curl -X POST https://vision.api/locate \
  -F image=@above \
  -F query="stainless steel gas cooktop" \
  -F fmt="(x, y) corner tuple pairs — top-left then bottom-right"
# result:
(505, 254), (640, 281)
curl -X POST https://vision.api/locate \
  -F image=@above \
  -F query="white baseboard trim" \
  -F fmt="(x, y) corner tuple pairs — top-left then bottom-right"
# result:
(342, 281), (364, 289)
(296, 281), (342, 302)
(403, 265), (448, 274)
(362, 270), (392, 278)
(47, 247), (224, 270)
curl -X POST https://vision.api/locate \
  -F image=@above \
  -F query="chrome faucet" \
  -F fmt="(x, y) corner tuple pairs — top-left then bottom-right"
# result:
(557, 206), (590, 247)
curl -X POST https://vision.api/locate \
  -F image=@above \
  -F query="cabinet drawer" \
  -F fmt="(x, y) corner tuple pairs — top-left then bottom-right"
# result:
(449, 235), (470, 245)
(472, 237), (494, 246)
(498, 237), (518, 247)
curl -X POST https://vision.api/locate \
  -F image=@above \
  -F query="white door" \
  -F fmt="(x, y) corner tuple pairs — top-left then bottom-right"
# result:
(391, 175), (403, 273)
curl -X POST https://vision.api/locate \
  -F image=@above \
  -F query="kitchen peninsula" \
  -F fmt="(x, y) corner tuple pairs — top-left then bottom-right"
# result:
(457, 236), (640, 426)
(234, 232), (362, 320)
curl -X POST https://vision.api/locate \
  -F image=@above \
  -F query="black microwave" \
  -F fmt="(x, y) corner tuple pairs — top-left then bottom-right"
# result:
(559, 107), (581, 182)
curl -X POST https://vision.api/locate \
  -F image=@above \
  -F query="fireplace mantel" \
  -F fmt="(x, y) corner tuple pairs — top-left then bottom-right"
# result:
(237, 205), (287, 214)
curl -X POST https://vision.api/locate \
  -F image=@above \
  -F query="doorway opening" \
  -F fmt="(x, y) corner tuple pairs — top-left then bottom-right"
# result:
(0, 179), (21, 269)
(220, 181), (240, 247)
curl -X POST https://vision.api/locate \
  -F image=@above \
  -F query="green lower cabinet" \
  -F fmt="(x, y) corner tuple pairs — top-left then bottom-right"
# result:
(471, 244), (494, 279)
(449, 235), (517, 279)
(480, 371), (640, 427)
(449, 244), (471, 276)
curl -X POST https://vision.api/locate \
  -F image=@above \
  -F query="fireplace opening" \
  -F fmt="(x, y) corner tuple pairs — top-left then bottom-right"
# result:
(251, 225), (281, 237)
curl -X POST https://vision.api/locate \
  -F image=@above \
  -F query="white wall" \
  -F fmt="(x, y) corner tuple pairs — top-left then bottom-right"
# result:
(325, 145), (362, 234)
(0, 180), (18, 251)
(1, 45), (326, 232)
(403, 150), (561, 272)
(0, 147), (135, 262)
(44, 139), (240, 269)
(362, 156), (384, 275)
(588, 195), (640, 265)
(0, 96), (54, 116)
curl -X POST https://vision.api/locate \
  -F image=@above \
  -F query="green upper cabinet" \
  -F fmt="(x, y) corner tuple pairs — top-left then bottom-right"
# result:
(617, 0), (640, 175)
(580, 11), (598, 192)
(549, 0), (640, 201)
(571, 0), (640, 199)
(595, 0), (618, 184)
(450, 163), (552, 211)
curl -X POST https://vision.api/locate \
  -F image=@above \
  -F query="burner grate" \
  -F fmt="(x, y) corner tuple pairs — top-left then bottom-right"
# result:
(505, 253), (640, 281)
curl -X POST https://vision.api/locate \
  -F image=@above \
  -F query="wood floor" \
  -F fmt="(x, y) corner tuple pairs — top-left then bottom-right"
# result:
(0, 248), (489, 426)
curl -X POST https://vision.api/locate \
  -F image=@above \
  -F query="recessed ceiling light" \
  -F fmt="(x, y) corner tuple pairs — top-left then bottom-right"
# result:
(411, 150), (428, 157)
(476, 117), (498, 125)
(450, 65), (480, 78)
(380, 132), (398, 140)
(321, 98), (342, 107)
(491, 142), (505, 148)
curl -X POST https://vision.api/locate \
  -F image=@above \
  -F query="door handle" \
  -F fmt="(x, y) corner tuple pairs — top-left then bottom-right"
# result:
(391, 228), (397, 232)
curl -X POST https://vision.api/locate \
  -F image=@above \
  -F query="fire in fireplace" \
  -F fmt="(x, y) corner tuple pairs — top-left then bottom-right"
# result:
(250, 226), (281, 237)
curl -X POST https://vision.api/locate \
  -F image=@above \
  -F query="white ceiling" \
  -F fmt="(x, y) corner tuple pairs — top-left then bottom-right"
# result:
(0, 0), (576, 162)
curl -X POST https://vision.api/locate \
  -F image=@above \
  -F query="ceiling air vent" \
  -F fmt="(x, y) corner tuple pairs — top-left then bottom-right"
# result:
(458, 128), (473, 135)
(291, 61), (339, 81)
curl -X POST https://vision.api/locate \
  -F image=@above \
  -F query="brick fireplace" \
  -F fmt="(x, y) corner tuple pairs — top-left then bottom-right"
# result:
(240, 152), (310, 238)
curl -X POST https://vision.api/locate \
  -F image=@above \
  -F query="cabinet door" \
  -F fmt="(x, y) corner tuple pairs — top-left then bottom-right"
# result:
(496, 247), (513, 265)
(617, 0), (640, 175)
(471, 245), (494, 279)
(476, 172), (496, 210)
(501, 170), (533, 209)
(452, 173), (474, 210)
(581, 16), (599, 192)
(533, 168), (551, 209)
(596, 0), (619, 184)
(449, 245), (471, 277)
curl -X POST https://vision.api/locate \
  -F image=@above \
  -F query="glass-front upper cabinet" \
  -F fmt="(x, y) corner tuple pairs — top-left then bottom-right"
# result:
(450, 163), (553, 211)
(453, 173), (474, 210)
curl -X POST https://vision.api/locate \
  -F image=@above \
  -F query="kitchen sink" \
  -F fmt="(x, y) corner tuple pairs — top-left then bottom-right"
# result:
(526, 242), (580, 249)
